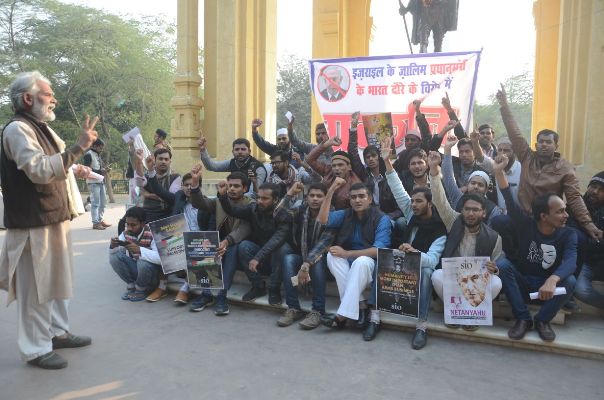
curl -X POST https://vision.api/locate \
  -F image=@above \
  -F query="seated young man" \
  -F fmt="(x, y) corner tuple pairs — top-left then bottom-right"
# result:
(362, 138), (446, 349)
(492, 155), (578, 342)
(572, 172), (604, 311)
(267, 150), (314, 199)
(441, 135), (503, 223)
(427, 151), (503, 331)
(272, 182), (335, 329)
(198, 136), (266, 196)
(188, 169), (252, 315)
(287, 117), (332, 164)
(218, 182), (290, 305)
(317, 179), (392, 334)
(108, 207), (162, 301)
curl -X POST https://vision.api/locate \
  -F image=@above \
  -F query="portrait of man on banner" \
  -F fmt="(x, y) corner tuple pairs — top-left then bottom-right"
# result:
(318, 65), (350, 102)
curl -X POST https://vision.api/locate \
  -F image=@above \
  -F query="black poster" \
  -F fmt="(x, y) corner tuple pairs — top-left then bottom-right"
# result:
(183, 231), (224, 290)
(376, 249), (421, 318)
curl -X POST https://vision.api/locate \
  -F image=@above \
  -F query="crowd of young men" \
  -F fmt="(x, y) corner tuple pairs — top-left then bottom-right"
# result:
(108, 85), (604, 351)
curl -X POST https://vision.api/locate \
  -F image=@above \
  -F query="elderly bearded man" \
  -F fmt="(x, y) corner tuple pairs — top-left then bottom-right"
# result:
(0, 71), (97, 369)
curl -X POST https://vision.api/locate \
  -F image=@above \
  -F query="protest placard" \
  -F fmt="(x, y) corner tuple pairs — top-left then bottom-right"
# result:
(183, 231), (224, 290)
(148, 214), (187, 274)
(376, 249), (421, 317)
(442, 256), (493, 325)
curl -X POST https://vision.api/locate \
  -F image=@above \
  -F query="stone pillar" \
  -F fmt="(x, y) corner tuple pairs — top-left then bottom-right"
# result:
(310, 0), (373, 138)
(170, 0), (204, 175)
(532, 0), (603, 183)
(203, 0), (277, 164)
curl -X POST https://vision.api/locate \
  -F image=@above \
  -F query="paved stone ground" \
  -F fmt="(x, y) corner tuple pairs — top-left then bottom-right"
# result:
(0, 201), (603, 400)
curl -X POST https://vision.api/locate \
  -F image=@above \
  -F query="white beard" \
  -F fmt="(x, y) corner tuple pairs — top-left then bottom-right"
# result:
(32, 100), (56, 122)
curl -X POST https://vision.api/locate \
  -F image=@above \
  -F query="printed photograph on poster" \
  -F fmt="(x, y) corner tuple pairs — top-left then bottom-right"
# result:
(376, 248), (421, 318)
(361, 112), (393, 148)
(148, 214), (187, 275)
(442, 257), (492, 326)
(183, 231), (224, 290)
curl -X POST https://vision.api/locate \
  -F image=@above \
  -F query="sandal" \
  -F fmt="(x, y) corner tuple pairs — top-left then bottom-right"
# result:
(128, 290), (147, 302)
(320, 313), (346, 330)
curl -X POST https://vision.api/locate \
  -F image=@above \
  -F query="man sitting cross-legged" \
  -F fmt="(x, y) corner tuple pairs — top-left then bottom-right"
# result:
(272, 182), (336, 329)
(427, 151), (503, 331)
(108, 207), (162, 302)
(187, 168), (252, 315)
(219, 182), (291, 305)
(361, 138), (446, 348)
(491, 155), (577, 342)
(317, 178), (392, 333)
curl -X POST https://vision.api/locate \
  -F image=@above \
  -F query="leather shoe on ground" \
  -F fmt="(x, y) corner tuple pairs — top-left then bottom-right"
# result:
(146, 288), (167, 302)
(508, 319), (533, 340)
(320, 313), (346, 329)
(52, 333), (92, 349)
(411, 329), (427, 350)
(174, 291), (189, 304)
(100, 220), (112, 227)
(534, 319), (556, 342)
(356, 308), (369, 329)
(27, 352), (68, 369)
(362, 321), (380, 341)
(242, 285), (266, 302)
(268, 287), (282, 306)
(92, 223), (106, 230)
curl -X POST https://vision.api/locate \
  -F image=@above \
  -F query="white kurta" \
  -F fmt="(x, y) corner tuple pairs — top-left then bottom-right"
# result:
(0, 120), (82, 305)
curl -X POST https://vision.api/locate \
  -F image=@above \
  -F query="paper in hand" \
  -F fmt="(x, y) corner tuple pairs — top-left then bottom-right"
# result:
(285, 111), (293, 123)
(529, 287), (567, 300)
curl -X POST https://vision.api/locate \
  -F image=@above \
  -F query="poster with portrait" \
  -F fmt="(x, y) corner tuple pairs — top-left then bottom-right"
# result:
(376, 249), (421, 318)
(442, 257), (492, 326)
(362, 112), (393, 148)
(309, 51), (481, 152)
(148, 214), (187, 274)
(183, 231), (224, 290)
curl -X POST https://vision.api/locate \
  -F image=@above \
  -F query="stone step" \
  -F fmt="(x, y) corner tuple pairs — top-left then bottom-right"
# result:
(167, 277), (604, 360)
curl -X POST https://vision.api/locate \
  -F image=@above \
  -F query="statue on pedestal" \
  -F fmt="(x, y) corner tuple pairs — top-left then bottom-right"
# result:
(399, 0), (459, 53)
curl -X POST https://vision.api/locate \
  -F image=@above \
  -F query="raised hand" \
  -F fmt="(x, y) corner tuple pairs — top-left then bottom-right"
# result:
(216, 180), (228, 196)
(331, 136), (342, 147)
(496, 83), (508, 106)
(492, 154), (509, 173)
(251, 118), (263, 131)
(380, 135), (392, 159)
(441, 92), (452, 111)
(444, 133), (459, 150)
(331, 176), (346, 191)
(351, 111), (360, 128)
(77, 113), (99, 150)
(427, 151), (442, 173)
(470, 122), (479, 142)
(197, 136), (207, 152)
(286, 181), (304, 198)
(444, 119), (459, 133)
(412, 99), (422, 114)
(190, 163), (203, 187)
(145, 155), (155, 171)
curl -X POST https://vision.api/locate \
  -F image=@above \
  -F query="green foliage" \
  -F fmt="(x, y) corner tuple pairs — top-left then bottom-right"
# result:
(474, 70), (534, 142)
(276, 54), (312, 141)
(0, 0), (176, 173)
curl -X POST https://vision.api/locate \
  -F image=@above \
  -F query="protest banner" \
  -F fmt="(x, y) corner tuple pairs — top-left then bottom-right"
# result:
(183, 231), (224, 290)
(442, 256), (493, 326)
(309, 51), (481, 152)
(376, 249), (421, 318)
(148, 214), (187, 274)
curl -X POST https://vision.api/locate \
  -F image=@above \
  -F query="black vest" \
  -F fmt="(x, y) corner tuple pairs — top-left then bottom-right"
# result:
(1, 114), (72, 228)
(143, 173), (180, 222)
(228, 156), (266, 178)
(334, 206), (385, 249)
(442, 217), (499, 258)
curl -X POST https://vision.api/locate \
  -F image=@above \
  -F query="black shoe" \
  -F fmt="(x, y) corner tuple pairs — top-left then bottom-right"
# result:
(214, 295), (230, 316)
(411, 329), (427, 350)
(27, 352), (68, 369)
(52, 333), (92, 349)
(189, 294), (215, 312)
(356, 308), (369, 329)
(268, 287), (282, 305)
(242, 285), (267, 302)
(534, 319), (556, 342)
(362, 321), (380, 341)
(320, 313), (346, 330)
(508, 319), (533, 340)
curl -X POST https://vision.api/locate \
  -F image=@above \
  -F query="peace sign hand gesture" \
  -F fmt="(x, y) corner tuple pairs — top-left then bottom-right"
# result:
(77, 113), (99, 150)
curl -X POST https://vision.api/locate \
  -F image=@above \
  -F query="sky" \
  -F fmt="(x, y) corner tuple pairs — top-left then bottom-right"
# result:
(64, 0), (536, 103)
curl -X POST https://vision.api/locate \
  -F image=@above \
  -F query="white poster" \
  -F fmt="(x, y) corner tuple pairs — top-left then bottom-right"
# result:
(309, 51), (481, 152)
(442, 256), (492, 326)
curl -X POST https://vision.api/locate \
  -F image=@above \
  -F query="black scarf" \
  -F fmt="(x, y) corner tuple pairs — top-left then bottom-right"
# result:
(404, 207), (447, 253)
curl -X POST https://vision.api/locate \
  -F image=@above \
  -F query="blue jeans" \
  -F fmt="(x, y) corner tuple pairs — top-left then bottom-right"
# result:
(237, 240), (281, 289)
(368, 264), (433, 321)
(88, 182), (106, 224)
(574, 264), (604, 309)
(278, 243), (326, 313)
(497, 257), (576, 322)
(109, 250), (161, 290)
(205, 244), (239, 300)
